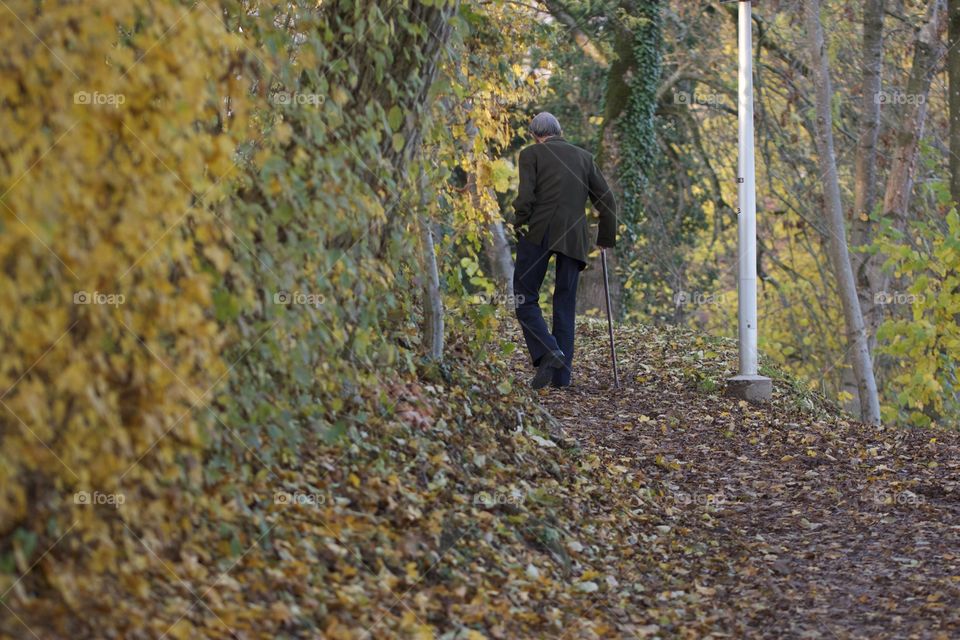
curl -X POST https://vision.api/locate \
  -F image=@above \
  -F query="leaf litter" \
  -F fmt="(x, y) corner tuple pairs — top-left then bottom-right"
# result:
(7, 320), (960, 639)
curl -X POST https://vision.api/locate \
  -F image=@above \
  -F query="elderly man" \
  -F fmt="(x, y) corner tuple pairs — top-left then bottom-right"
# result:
(512, 112), (618, 389)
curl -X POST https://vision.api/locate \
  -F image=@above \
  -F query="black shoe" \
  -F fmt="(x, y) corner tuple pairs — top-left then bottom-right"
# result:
(531, 351), (565, 389)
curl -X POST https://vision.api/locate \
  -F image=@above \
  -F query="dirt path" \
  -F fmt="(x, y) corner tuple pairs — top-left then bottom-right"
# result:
(535, 322), (960, 639)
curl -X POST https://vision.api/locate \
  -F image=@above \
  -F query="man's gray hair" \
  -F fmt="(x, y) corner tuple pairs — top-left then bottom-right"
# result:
(529, 112), (562, 138)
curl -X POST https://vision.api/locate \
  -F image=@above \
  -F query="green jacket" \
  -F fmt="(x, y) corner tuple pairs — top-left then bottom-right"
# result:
(512, 137), (618, 268)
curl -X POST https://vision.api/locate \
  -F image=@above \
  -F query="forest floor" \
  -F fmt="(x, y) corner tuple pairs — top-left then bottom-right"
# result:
(532, 320), (960, 638)
(9, 320), (960, 640)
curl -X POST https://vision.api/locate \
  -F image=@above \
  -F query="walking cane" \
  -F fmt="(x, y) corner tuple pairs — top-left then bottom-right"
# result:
(600, 248), (620, 389)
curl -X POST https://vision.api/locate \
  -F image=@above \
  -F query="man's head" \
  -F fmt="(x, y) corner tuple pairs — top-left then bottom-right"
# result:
(529, 112), (562, 142)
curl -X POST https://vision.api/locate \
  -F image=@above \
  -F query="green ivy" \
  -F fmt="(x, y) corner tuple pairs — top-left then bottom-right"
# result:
(619, 1), (664, 224)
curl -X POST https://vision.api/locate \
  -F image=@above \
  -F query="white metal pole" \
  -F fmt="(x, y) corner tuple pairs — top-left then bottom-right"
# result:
(737, 0), (758, 377)
(727, 0), (771, 402)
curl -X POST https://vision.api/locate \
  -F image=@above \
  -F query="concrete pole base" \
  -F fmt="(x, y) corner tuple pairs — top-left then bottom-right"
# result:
(725, 374), (773, 403)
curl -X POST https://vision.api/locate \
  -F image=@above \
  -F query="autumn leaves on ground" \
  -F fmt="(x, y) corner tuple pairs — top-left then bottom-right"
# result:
(542, 322), (960, 638)
(5, 320), (958, 638)
(3, 1), (960, 638)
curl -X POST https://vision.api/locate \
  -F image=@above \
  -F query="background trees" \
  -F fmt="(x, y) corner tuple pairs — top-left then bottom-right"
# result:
(519, 0), (959, 426)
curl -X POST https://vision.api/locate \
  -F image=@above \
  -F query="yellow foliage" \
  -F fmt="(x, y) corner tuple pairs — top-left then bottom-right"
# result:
(0, 0), (246, 599)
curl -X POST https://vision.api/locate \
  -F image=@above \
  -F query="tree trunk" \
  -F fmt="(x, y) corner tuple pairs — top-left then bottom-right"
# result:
(864, 0), (944, 343)
(418, 171), (444, 360)
(580, 2), (662, 314)
(949, 0), (960, 203)
(576, 235), (622, 315)
(580, 129), (622, 316)
(804, 0), (882, 425)
(578, 26), (635, 315)
(843, 0), (886, 413)
(881, 0), (944, 232)
(485, 219), (515, 302)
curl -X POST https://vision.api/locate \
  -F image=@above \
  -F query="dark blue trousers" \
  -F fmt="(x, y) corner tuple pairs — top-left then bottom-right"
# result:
(513, 234), (582, 387)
